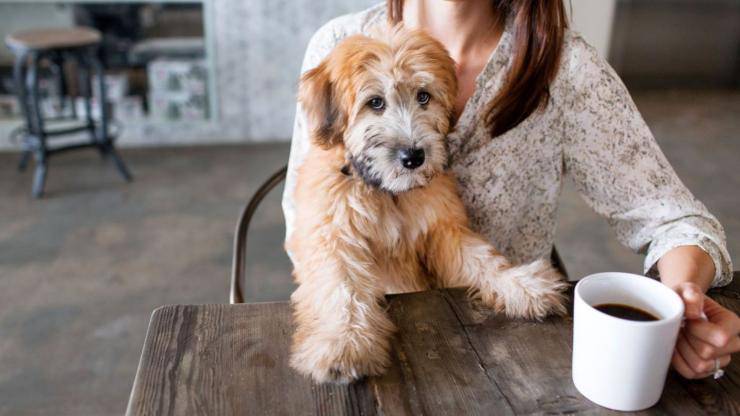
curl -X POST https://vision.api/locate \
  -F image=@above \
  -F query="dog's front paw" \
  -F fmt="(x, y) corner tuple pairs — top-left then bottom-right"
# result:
(478, 259), (568, 320)
(290, 330), (392, 384)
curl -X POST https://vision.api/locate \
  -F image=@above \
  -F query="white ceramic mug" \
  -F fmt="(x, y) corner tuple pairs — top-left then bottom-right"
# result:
(572, 272), (685, 411)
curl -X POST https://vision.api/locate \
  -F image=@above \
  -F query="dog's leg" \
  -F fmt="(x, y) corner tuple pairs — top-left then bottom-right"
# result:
(424, 223), (568, 319)
(290, 239), (395, 383)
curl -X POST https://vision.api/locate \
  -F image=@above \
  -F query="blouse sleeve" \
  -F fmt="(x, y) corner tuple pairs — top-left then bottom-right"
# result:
(559, 34), (733, 287)
(282, 21), (344, 243)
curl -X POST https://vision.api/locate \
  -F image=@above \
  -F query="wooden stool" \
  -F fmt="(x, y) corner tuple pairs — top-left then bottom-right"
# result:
(6, 27), (132, 198)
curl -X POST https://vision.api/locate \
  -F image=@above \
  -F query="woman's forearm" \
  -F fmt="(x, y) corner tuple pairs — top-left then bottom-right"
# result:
(657, 245), (716, 292)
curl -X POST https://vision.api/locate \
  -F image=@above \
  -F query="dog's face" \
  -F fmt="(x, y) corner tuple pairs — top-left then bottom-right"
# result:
(299, 26), (458, 193)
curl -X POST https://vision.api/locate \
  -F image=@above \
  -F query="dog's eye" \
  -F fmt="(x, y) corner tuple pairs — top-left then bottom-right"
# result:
(417, 91), (431, 105)
(367, 97), (385, 111)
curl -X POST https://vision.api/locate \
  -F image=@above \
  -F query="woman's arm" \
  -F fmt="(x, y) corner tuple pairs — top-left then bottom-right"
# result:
(558, 33), (737, 378)
(559, 34), (733, 287)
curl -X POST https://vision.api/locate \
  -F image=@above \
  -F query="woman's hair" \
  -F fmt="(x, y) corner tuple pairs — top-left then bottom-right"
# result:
(387, 0), (567, 137)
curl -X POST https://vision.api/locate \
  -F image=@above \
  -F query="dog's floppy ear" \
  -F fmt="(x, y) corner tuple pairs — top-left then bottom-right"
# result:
(298, 61), (346, 149)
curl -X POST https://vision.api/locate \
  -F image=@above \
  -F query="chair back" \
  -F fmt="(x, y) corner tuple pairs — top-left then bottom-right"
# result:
(230, 166), (287, 304)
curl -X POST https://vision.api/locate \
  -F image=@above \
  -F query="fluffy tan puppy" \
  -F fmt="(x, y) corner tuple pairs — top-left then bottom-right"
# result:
(287, 26), (567, 383)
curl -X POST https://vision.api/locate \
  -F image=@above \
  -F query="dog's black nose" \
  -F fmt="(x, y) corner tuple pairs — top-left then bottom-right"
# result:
(399, 148), (425, 170)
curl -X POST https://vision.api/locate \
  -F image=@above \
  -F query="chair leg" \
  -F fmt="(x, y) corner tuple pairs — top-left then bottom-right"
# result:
(18, 150), (31, 172)
(32, 157), (47, 198)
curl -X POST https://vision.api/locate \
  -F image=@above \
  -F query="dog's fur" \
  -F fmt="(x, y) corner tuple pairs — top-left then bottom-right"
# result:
(287, 26), (568, 383)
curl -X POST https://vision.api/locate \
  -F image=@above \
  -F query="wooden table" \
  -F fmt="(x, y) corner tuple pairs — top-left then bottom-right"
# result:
(127, 279), (740, 415)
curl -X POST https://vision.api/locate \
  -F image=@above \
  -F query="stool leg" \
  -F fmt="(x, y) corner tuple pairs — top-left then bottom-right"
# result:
(27, 52), (46, 138)
(89, 47), (133, 182)
(76, 51), (95, 137)
(13, 51), (33, 131)
(18, 150), (31, 172)
(32, 151), (47, 198)
(78, 51), (106, 160)
(105, 144), (132, 181)
(50, 51), (70, 117)
(27, 52), (50, 197)
(13, 51), (39, 176)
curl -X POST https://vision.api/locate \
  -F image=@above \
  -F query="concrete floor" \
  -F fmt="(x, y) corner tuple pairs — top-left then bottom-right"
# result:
(0, 89), (738, 415)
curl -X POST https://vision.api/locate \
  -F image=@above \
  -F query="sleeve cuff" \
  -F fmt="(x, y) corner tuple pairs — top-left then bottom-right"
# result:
(644, 235), (733, 288)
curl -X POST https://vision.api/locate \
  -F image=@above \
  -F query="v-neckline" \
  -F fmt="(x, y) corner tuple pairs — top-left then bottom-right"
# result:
(452, 23), (511, 134)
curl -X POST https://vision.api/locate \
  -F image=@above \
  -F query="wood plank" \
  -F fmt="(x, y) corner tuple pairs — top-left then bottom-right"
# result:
(126, 303), (376, 416)
(372, 290), (515, 415)
(445, 279), (740, 416)
(128, 277), (740, 415)
(443, 289), (609, 415)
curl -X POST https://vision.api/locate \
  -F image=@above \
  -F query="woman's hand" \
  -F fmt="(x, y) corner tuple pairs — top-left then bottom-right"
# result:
(671, 282), (740, 379)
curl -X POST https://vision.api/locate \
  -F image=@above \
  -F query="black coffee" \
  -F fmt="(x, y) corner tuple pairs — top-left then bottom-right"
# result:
(594, 303), (659, 321)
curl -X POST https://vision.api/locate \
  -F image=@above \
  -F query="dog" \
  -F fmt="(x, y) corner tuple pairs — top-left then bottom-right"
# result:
(287, 26), (567, 383)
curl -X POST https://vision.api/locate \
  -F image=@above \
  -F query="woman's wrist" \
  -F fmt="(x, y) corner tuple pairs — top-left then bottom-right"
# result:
(657, 245), (715, 293)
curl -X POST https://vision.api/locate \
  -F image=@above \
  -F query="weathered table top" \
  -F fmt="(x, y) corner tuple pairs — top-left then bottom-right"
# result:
(127, 278), (740, 415)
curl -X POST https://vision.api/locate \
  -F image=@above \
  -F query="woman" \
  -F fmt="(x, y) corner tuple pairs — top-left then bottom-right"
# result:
(282, 0), (738, 379)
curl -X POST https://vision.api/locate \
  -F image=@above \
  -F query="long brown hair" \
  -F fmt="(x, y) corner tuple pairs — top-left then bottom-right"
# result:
(387, 0), (567, 137)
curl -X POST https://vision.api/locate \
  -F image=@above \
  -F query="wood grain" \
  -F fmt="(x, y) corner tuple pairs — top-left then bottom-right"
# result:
(126, 303), (377, 416)
(372, 290), (515, 415)
(127, 278), (740, 415)
(444, 289), (714, 416)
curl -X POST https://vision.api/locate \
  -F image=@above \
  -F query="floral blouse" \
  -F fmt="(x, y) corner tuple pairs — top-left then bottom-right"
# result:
(282, 3), (733, 287)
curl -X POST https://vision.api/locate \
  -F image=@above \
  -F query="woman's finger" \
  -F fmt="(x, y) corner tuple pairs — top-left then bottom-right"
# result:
(687, 332), (740, 360)
(685, 318), (738, 348)
(718, 354), (731, 368)
(674, 283), (704, 319)
(672, 350), (698, 379)
(676, 332), (715, 374)
(704, 297), (740, 333)
(692, 354), (732, 379)
(686, 333), (714, 359)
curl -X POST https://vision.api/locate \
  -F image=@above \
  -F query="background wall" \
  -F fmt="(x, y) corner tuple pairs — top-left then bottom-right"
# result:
(212, 0), (377, 143)
(569, 0), (616, 58)
(0, 0), (736, 149)
(0, 0), (613, 149)
(609, 0), (740, 89)
(0, 0), (378, 149)
(208, 0), (618, 145)
(0, 4), (75, 66)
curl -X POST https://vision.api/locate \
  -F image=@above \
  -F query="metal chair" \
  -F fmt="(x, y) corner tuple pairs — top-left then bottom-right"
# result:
(230, 166), (568, 303)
